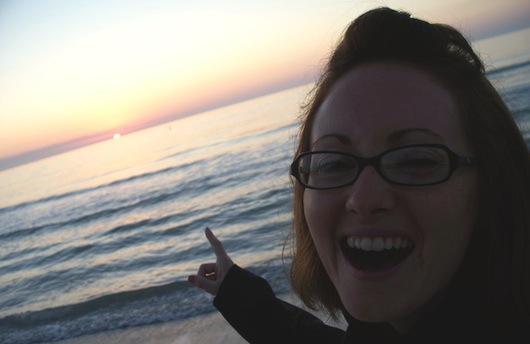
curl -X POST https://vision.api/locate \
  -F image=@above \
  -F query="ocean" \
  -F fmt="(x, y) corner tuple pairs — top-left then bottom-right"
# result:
(1, 27), (529, 344)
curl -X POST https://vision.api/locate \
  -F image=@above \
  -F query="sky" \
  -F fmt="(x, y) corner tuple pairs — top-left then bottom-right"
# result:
(1, 0), (530, 171)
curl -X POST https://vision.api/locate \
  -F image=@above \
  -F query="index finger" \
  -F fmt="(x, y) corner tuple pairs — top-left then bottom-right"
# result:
(205, 227), (228, 258)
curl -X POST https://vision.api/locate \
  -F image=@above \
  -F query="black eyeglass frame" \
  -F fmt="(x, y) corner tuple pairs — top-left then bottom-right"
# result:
(290, 143), (478, 189)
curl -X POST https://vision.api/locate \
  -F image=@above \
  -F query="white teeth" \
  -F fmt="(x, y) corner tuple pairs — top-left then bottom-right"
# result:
(346, 236), (412, 251)
(373, 237), (385, 252)
(360, 237), (372, 251)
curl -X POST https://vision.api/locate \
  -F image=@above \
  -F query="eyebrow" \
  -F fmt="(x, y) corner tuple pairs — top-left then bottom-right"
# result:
(311, 134), (351, 148)
(312, 128), (442, 149)
(388, 128), (442, 143)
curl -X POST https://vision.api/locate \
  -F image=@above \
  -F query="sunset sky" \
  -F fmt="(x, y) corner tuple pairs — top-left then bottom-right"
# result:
(1, 0), (530, 170)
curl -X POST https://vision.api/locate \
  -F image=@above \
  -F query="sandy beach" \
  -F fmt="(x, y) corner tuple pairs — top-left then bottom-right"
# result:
(49, 293), (347, 344)
(49, 310), (247, 344)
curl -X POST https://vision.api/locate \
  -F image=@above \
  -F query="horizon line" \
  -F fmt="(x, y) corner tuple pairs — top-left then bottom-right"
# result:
(0, 81), (312, 173)
(3, 25), (528, 173)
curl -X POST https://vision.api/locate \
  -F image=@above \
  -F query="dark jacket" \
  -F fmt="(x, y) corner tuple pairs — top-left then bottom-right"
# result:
(214, 265), (529, 343)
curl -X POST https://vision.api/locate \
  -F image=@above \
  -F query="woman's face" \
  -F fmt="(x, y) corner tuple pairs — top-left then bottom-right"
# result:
(304, 63), (479, 331)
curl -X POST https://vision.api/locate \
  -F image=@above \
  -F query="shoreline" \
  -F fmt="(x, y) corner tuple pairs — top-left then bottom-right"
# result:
(49, 310), (247, 344)
(48, 292), (347, 344)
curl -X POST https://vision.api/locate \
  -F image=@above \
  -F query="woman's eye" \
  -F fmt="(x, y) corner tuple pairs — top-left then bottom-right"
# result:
(396, 157), (439, 167)
(316, 158), (355, 173)
(387, 147), (447, 169)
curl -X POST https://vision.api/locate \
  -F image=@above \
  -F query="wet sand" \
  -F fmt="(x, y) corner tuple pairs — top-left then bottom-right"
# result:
(49, 293), (347, 344)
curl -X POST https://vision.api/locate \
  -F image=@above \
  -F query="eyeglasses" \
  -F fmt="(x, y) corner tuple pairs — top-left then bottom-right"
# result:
(290, 144), (477, 189)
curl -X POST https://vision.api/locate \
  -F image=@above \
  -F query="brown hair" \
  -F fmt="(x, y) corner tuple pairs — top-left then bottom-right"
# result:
(287, 7), (530, 319)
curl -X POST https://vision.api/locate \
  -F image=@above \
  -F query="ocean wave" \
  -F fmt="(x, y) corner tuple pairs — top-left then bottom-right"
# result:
(486, 59), (530, 78)
(0, 170), (219, 243)
(0, 161), (193, 216)
(0, 262), (289, 344)
(0, 280), (210, 344)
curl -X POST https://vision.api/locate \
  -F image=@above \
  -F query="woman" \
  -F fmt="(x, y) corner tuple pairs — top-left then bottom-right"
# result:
(188, 7), (530, 342)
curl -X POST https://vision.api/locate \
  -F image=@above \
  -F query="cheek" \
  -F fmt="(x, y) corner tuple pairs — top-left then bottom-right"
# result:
(415, 178), (479, 276)
(304, 190), (338, 233)
(304, 191), (321, 239)
(303, 190), (341, 255)
(429, 179), (478, 236)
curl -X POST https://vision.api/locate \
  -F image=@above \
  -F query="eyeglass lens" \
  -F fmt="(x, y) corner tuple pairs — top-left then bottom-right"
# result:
(298, 146), (451, 188)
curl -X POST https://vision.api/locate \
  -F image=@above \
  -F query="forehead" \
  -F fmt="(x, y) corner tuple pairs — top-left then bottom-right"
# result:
(312, 63), (467, 151)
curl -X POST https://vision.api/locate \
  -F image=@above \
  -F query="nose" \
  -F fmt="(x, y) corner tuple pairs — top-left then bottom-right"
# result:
(345, 165), (395, 217)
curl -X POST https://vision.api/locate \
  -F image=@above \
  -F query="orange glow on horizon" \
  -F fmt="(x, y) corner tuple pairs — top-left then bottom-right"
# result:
(1, 0), (528, 165)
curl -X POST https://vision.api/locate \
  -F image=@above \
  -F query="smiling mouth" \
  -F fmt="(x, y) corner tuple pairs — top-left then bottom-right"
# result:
(341, 236), (414, 272)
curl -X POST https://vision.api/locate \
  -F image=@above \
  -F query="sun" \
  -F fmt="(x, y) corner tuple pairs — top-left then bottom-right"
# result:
(113, 133), (121, 140)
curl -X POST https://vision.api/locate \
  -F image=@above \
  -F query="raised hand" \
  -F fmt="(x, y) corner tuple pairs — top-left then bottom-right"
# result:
(188, 227), (234, 295)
